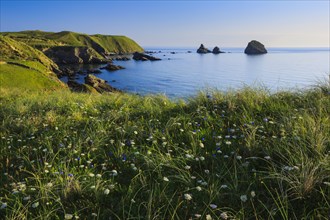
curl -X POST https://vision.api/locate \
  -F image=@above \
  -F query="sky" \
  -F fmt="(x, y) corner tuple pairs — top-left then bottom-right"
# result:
(1, 0), (329, 47)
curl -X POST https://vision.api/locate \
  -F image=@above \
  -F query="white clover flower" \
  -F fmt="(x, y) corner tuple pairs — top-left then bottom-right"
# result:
(220, 212), (228, 219)
(184, 193), (192, 201)
(65, 214), (73, 219)
(180, 129), (184, 132)
(0, 203), (7, 209)
(104, 189), (110, 195)
(200, 156), (205, 161)
(96, 174), (102, 178)
(225, 141), (231, 145)
(111, 170), (118, 176)
(240, 195), (248, 202)
(196, 186), (202, 191)
(194, 214), (201, 218)
(31, 202), (39, 208)
(209, 204), (217, 209)
(251, 190), (256, 198)
(184, 165), (191, 170)
(46, 182), (53, 188)
(163, 177), (169, 182)
(90, 185), (96, 189)
(206, 214), (213, 220)
(199, 142), (204, 148)
(88, 173), (95, 177)
(134, 131), (138, 134)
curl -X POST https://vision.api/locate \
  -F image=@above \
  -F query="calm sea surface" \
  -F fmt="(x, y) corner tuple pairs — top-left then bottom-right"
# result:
(64, 47), (330, 98)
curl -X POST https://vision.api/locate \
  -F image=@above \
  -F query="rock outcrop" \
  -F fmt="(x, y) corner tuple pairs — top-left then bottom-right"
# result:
(100, 63), (125, 71)
(84, 74), (119, 93)
(45, 46), (107, 64)
(132, 52), (161, 61)
(244, 40), (267, 55)
(212, 46), (225, 54)
(197, 44), (211, 54)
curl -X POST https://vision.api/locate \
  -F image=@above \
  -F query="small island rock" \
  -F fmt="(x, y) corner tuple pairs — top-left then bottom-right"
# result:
(197, 44), (211, 54)
(133, 52), (161, 61)
(212, 46), (225, 54)
(100, 63), (125, 71)
(244, 40), (267, 55)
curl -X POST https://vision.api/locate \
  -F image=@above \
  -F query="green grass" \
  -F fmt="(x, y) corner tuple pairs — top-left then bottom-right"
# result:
(0, 85), (329, 219)
(1, 30), (144, 54)
(0, 63), (65, 91)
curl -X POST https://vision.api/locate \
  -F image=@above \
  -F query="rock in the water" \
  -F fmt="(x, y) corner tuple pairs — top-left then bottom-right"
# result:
(84, 74), (119, 93)
(244, 40), (267, 54)
(100, 63), (125, 71)
(212, 46), (225, 54)
(115, 56), (130, 61)
(197, 44), (211, 54)
(133, 52), (161, 61)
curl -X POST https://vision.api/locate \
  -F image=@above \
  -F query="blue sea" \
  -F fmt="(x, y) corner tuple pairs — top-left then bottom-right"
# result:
(63, 47), (330, 98)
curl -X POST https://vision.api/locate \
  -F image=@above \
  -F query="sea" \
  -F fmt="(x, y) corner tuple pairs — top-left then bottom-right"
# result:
(61, 47), (330, 98)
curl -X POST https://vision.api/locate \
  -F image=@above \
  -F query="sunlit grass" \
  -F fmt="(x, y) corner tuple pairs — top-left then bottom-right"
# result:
(0, 85), (329, 219)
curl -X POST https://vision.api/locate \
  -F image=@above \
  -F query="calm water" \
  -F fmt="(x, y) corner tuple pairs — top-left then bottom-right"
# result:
(65, 47), (330, 98)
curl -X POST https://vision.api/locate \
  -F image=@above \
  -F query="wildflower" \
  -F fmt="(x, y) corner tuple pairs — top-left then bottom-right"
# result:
(206, 214), (213, 220)
(90, 185), (96, 189)
(204, 169), (210, 174)
(210, 204), (217, 209)
(32, 202), (39, 208)
(225, 141), (231, 145)
(163, 177), (169, 182)
(104, 189), (110, 195)
(134, 131), (138, 134)
(184, 193), (192, 201)
(88, 173), (95, 177)
(199, 142), (204, 148)
(180, 129), (184, 132)
(195, 214), (202, 218)
(196, 186), (202, 191)
(96, 174), (102, 178)
(0, 203), (7, 209)
(200, 156), (205, 161)
(111, 170), (118, 176)
(251, 191), (256, 198)
(91, 213), (97, 217)
(236, 156), (242, 160)
(184, 165), (191, 170)
(220, 184), (228, 189)
(264, 156), (271, 160)
(65, 214), (73, 219)
(46, 182), (53, 188)
(240, 195), (248, 202)
(220, 212), (228, 219)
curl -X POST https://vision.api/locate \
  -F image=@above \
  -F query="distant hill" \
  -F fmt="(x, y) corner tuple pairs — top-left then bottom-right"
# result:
(1, 30), (144, 55)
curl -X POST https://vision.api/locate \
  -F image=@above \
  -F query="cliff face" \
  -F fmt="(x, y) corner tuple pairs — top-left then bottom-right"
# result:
(44, 46), (106, 64)
(1, 30), (144, 64)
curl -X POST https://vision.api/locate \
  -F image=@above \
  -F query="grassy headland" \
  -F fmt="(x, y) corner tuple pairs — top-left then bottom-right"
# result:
(0, 84), (329, 219)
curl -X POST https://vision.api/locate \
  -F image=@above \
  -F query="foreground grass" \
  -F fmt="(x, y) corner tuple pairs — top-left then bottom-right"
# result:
(0, 86), (329, 219)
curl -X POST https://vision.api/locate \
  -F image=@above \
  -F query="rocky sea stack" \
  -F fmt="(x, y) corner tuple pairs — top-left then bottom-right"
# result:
(244, 40), (267, 55)
(133, 52), (161, 61)
(212, 46), (225, 54)
(197, 44), (211, 54)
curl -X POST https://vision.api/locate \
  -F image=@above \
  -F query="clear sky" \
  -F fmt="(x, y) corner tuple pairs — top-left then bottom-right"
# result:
(1, 0), (329, 47)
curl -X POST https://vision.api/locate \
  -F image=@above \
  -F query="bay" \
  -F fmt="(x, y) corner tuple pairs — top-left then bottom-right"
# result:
(62, 47), (330, 98)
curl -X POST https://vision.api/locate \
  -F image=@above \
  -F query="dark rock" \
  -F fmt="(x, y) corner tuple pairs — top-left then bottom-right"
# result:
(88, 69), (102, 74)
(84, 74), (119, 93)
(212, 46), (225, 54)
(244, 40), (267, 55)
(133, 52), (161, 61)
(68, 80), (87, 92)
(100, 63), (125, 71)
(115, 56), (130, 61)
(170, 52), (176, 54)
(197, 44), (211, 54)
(187, 51), (192, 53)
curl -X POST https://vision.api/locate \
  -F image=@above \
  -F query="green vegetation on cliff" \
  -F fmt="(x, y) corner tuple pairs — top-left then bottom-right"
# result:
(0, 35), (66, 91)
(1, 30), (144, 54)
(0, 85), (329, 219)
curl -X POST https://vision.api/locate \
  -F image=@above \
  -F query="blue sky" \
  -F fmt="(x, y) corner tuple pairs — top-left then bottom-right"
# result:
(1, 1), (329, 47)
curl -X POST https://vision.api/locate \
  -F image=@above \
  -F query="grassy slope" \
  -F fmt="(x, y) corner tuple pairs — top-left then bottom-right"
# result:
(0, 86), (329, 219)
(1, 31), (144, 54)
(0, 35), (66, 91)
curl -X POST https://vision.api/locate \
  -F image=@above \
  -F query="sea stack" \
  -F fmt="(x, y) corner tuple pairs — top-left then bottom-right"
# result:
(244, 40), (267, 55)
(212, 46), (225, 54)
(197, 44), (211, 54)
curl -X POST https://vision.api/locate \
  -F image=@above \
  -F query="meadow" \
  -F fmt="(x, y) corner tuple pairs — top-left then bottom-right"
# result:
(0, 85), (329, 219)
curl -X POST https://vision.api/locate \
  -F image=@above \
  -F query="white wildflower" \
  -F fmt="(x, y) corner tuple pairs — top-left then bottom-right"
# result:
(206, 214), (213, 220)
(163, 177), (169, 182)
(31, 202), (39, 208)
(65, 214), (73, 219)
(104, 189), (110, 195)
(184, 193), (192, 201)
(220, 212), (228, 219)
(240, 195), (248, 202)
(209, 204), (217, 209)
(251, 190), (256, 198)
